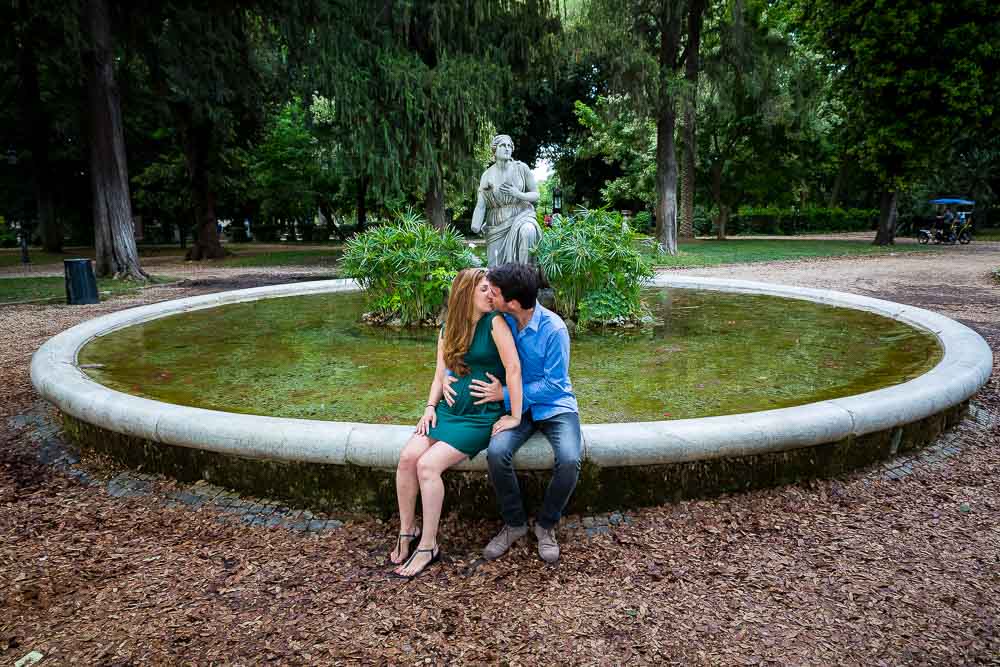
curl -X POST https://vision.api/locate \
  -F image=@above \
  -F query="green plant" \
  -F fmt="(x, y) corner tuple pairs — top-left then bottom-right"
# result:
(535, 208), (654, 327)
(340, 210), (479, 325)
(731, 206), (878, 235)
(0, 217), (17, 248)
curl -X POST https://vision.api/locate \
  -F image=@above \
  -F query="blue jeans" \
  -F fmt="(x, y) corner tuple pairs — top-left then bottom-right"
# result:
(487, 411), (582, 530)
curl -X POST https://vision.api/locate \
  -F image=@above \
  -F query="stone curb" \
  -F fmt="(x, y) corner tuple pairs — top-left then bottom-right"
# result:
(31, 277), (993, 471)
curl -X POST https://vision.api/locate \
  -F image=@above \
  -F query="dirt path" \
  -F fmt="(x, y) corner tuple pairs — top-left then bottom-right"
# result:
(2, 252), (998, 665)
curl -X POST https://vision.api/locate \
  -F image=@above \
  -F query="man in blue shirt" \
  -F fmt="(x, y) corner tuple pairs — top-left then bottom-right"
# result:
(444, 262), (581, 563)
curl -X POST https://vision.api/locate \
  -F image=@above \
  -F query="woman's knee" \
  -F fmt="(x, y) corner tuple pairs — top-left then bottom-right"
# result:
(398, 437), (428, 471)
(416, 455), (442, 483)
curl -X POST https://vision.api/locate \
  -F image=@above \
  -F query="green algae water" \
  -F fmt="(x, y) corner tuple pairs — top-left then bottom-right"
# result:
(78, 289), (942, 424)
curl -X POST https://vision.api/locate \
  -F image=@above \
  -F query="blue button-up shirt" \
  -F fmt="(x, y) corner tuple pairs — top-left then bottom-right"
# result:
(502, 303), (578, 420)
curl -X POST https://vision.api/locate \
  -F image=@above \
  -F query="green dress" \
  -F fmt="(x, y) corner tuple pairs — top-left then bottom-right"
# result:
(428, 312), (507, 457)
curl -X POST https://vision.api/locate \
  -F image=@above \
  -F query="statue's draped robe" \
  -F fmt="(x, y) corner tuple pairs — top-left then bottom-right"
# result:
(482, 160), (542, 267)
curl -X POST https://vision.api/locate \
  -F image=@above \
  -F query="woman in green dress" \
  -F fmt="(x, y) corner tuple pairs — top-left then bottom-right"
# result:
(390, 268), (523, 578)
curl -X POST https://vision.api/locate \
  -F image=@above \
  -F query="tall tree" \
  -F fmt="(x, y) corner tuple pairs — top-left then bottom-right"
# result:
(133, 2), (272, 259)
(798, 0), (1000, 245)
(584, 0), (699, 255)
(679, 0), (706, 239)
(15, 1), (61, 253)
(286, 0), (558, 231)
(82, 0), (147, 279)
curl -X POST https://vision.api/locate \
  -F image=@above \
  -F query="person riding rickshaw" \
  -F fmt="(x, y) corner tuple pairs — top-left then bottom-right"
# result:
(918, 198), (975, 245)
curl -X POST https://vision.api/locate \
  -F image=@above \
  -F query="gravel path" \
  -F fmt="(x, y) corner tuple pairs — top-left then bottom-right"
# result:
(678, 241), (1000, 340)
(2, 249), (999, 665)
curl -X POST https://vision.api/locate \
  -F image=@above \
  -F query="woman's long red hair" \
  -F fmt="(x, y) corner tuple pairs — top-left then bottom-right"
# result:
(443, 268), (488, 376)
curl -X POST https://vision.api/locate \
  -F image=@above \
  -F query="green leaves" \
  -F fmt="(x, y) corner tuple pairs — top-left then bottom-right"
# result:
(339, 211), (478, 325)
(535, 208), (654, 327)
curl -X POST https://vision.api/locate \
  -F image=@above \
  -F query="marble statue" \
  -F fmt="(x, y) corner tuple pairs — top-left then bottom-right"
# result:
(471, 134), (542, 267)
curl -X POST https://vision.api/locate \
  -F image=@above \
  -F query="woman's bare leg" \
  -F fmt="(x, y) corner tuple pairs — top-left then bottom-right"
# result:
(392, 434), (434, 563)
(395, 442), (466, 576)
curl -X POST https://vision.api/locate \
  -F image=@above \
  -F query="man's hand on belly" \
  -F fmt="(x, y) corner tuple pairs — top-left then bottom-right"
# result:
(470, 373), (503, 405)
(442, 375), (459, 407)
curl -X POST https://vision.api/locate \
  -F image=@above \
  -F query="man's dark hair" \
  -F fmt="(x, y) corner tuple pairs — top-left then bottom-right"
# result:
(487, 262), (539, 309)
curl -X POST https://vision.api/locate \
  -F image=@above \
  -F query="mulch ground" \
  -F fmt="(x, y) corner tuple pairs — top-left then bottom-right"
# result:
(1, 267), (999, 665)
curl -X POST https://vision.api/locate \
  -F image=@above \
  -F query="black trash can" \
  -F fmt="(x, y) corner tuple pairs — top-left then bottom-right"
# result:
(64, 258), (100, 305)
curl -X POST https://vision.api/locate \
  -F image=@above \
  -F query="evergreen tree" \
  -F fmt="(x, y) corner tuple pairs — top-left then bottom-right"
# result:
(83, 0), (148, 280)
(284, 0), (559, 230)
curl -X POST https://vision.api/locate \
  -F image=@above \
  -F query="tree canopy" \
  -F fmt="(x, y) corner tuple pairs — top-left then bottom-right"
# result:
(1, 0), (998, 269)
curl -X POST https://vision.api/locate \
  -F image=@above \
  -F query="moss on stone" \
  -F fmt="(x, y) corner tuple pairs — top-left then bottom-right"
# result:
(61, 401), (968, 518)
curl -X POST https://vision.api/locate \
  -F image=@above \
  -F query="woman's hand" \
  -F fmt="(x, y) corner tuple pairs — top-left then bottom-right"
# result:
(491, 414), (521, 436)
(416, 405), (437, 436)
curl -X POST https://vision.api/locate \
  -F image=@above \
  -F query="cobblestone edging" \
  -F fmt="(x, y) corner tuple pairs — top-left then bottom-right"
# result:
(878, 401), (998, 481)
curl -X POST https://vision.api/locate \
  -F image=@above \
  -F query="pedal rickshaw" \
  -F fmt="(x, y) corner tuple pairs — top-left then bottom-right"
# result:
(917, 197), (974, 245)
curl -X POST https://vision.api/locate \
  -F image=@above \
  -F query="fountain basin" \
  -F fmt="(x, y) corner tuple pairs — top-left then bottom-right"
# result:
(31, 276), (992, 515)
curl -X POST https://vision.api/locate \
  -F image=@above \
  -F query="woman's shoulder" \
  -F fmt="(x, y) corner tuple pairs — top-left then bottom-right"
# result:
(488, 311), (511, 331)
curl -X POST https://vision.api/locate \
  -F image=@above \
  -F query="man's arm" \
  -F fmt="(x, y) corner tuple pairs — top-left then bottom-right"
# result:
(522, 328), (572, 403)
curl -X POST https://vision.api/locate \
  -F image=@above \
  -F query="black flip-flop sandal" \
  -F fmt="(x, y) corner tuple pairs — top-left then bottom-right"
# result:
(390, 529), (421, 565)
(391, 546), (441, 580)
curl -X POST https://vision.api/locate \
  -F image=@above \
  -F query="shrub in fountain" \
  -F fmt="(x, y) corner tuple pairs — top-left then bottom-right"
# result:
(536, 208), (654, 327)
(340, 210), (479, 326)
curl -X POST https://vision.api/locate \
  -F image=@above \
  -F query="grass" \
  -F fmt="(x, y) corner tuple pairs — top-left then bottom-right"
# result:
(641, 238), (936, 268)
(0, 245), (188, 268)
(974, 228), (1000, 242)
(220, 248), (343, 268)
(0, 274), (179, 304)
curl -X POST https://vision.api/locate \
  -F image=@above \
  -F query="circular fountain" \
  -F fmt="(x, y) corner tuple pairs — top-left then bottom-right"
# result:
(31, 276), (992, 515)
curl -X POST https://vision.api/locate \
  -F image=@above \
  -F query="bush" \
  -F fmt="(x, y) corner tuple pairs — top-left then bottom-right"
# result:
(230, 225), (250, 243)
(730, 206), (878, 235)
(633, 211), (653, 233)
(0, 217), (18, 248)
(340, 210), (479, 325)
(535, 208), (654, 327)
(253, 224), (280, 242)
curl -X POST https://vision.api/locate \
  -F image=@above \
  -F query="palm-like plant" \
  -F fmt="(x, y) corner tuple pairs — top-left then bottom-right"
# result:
(536, 208), (654, 326)
(340, 210), (479, 325)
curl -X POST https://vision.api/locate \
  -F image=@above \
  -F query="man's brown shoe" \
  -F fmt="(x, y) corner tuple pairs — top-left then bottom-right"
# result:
(534, 524), (559, 563)
(482, 524), (528, 560)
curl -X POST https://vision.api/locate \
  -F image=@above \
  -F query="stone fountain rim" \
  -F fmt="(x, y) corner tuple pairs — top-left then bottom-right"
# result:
(30, 276), (993, 471)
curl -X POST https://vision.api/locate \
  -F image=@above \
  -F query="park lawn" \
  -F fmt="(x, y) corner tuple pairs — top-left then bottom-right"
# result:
(0, 274), (178, 304)
(0, 245), (186, 268)
(643, 238), (936, 267)
(974, 228), (1000, 242)
(221, 248), (344, 268)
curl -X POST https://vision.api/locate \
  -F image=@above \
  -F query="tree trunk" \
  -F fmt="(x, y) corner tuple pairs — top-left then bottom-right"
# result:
(17, 3), (62, 253)
(827, 157), (848, 208)
(356, 175), (369, 232)
(716, 205), (729, 240)
(176, 120), (225, 260)
(679, 0), (705, 240)
(655, 106), (680, 255)
(82, 0), (147, 280)
(425, 164), (448, 230)
(711, 161), (727, 239)
(873, 190), (898, 245)
(654, 7), (683, 256)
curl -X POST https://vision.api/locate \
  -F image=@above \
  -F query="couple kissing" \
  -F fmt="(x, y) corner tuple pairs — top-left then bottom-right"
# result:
(390, 262), (581, 578)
